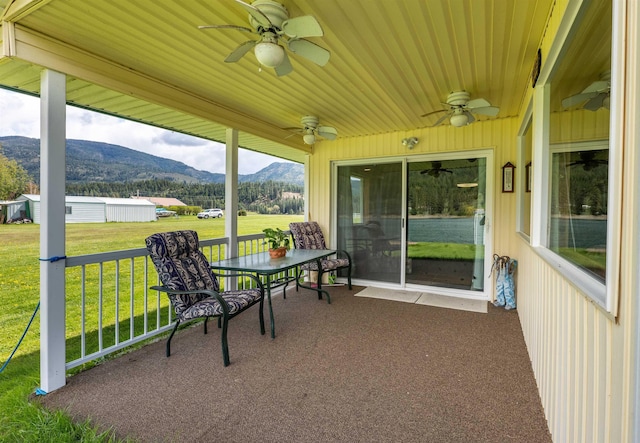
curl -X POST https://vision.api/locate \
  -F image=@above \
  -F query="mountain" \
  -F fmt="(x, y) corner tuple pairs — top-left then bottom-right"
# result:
(239, 162), (304, 185)
(0, 136), (303, 185)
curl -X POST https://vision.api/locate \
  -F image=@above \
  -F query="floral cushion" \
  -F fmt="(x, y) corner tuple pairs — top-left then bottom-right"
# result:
(146, 230), (221, 317)
(289, 222), (351, 274)
(181, 289), (263, 321)
(289, 222), (328, 250)
(301, 258), (350, 272)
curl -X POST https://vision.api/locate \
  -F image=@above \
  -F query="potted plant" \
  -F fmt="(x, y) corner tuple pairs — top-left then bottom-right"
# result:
(263, 228), (291, 259)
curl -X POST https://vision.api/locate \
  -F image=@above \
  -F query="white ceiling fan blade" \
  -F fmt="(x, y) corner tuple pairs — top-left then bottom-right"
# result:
(432, 113), (451, 127)
(235, 0), (272, 29)
(287, 39), (330, 66)
(471, 106), (500, 117)
(562, 91), (598, 108)
(583, 93), (608, 111)
(198, 24), (254, 33)
(274, 51), (293, 76)
(282, 16), (323, 38)
(317, 126), (338, 140)
(421, 109), (447, 118)
(464, 110), (476, 124)
(466, 98), (491, 109)
(581, 80), (610, 94)
(224, 40), (256, 63)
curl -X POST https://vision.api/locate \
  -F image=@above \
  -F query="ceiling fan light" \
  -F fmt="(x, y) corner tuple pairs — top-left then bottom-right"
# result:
(254, 42), (285, 68)
(303, 133), (316, 145)
(450, 113), (469, 127)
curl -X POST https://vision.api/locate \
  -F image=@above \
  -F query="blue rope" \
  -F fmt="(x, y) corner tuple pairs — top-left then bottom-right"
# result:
(0, 302), (40, 374)
(38, 256), (66, 262)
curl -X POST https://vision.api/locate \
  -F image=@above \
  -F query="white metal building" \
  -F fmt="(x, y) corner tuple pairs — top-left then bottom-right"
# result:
(17, 195), (156, 223)
(97, 197), (156, 222)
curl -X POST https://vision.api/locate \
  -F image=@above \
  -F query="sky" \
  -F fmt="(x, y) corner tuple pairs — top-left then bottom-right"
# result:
(0, 88), (288, 175)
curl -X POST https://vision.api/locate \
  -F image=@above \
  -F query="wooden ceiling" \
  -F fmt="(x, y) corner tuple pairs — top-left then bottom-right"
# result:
(0, 0), (556, 162)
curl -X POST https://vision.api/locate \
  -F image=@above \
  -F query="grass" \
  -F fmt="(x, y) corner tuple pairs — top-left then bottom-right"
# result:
(0, 213), (301, 442)
(408, 242), (483, 260)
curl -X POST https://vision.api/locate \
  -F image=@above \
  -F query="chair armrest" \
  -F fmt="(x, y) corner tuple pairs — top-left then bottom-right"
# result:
(210, 272), (265, 294)
(149, 285), (230, 315)
(334, 249), (352, 262)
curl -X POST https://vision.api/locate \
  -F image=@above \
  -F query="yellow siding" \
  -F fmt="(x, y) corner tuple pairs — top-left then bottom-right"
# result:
(308, 1), (640, 442)
(309, 118), (521, 260)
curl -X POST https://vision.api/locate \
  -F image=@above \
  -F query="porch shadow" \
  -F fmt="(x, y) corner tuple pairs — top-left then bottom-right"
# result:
(39, 285), (550, 442)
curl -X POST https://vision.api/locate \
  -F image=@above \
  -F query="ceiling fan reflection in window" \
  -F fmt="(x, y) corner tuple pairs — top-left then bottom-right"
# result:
(420, 161), (453, 178)
(567, 151), (608, 171)
(198, 0), (330, 76)
(562, 70), (611, 111)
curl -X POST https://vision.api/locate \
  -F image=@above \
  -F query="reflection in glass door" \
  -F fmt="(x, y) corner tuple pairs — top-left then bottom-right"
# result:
(336, 162), (403, 284)
(406, 158), (486, 291)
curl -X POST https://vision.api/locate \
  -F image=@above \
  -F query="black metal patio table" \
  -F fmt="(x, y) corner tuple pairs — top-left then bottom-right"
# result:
(211, 249), (336, 338)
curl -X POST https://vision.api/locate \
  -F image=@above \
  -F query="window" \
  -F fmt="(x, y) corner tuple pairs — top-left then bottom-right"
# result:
(538, 0), (615, 307)
(65, 206), (72, 215)
(517, 115), (532, 237)
(549, 143), (608, 284)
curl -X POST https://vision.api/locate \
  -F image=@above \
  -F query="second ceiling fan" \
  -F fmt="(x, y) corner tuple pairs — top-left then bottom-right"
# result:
(422, 91), (500, 127)
(199, 0), (331, 76)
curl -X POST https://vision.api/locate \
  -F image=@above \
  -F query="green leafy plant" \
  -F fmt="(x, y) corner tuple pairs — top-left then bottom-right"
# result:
(262, 227), (291, 250)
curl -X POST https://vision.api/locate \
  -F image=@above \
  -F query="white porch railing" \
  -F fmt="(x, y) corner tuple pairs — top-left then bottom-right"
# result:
(63, 233), (277, 370)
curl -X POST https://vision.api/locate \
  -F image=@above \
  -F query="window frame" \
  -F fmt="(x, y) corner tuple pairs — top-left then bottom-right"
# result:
(528, 0), (623, 316)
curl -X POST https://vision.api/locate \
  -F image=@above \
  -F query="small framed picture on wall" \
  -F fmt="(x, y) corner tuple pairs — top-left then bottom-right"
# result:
(502, 162), (515, 193)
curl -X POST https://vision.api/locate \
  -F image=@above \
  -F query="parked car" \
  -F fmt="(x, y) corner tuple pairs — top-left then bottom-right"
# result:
(198, 208), (224, 218)
(155, 208), (176, 218)
(197, 208), (223, 219)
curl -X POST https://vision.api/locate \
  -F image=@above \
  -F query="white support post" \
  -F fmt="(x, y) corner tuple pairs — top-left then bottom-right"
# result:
(225, 128), (239, 257)
(39, 69), (67, 393)
(224, 128), (239, 289)
(304, 154), (310, 221)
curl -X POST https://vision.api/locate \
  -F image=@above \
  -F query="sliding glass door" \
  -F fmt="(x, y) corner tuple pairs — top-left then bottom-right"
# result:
(406, 157), (487, 291)
(335, 152), (490, 294)
(336, 162), (403, 284)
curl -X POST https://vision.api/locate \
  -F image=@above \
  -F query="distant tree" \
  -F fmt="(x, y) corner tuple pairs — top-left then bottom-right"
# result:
(0, 148), (31, 200)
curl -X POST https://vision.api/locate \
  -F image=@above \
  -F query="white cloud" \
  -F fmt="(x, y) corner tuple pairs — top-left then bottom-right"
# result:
(0, 88), (290, 175)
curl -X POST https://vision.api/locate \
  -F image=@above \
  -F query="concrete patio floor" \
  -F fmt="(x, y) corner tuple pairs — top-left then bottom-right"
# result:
(40, 285), (551, 442)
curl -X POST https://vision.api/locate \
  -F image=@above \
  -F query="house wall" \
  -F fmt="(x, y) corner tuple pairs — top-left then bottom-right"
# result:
(309, 117), (521, 260)
(308, 1), (640, 441)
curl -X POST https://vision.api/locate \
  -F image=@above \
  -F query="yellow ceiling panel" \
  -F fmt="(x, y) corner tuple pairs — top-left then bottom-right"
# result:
(0, 0), (558, 161)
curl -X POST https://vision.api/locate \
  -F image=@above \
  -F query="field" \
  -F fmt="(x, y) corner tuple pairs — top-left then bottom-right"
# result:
(0, 214), (301, 442)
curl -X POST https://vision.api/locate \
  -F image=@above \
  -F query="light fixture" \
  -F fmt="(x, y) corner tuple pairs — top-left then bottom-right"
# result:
(254, 34), (285, 68)
(450, 110), (469, 127)
(303, 133), (316, 145)
(402, 137), (419, 149)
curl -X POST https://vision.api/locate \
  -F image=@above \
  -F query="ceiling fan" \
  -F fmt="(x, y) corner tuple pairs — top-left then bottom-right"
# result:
(198, 0), (330, 77)
(561, 70), (611, 111)
(420, 161), (453, 178)
(422, 91), (500, 127)
(285, 115), (337, 145)
(567, 151), (608, 171)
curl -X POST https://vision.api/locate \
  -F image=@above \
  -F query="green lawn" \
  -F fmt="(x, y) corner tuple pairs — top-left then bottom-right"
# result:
(0, 214), (301, 442)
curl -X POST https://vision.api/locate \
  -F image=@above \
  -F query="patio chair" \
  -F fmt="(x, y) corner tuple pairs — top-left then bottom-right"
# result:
(289, 221), (352, 290)
(145, 230), (265, 366)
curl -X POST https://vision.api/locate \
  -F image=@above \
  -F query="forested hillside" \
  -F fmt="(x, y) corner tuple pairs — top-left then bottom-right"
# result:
(1, 135), (305, 214)
(0, 136), (304, 185)
(66, 179), (305, 214)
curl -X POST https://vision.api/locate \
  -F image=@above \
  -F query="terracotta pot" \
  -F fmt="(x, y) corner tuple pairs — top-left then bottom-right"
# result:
(269, 247), (287, 259)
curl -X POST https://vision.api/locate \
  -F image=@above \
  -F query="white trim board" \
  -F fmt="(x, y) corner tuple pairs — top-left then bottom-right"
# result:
(354, 287), (488, 313)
